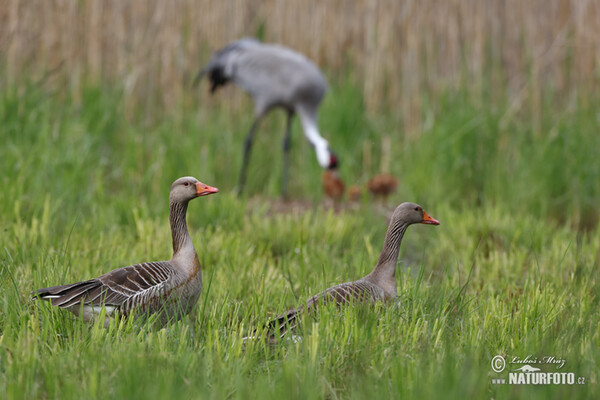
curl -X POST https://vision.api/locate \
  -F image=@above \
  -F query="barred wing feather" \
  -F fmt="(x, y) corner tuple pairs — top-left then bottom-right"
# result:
(35, 261), (175, 315)
(268, 279), (386, 339)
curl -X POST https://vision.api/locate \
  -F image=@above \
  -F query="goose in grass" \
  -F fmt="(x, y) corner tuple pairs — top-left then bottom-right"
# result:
(33, 176), (218, 327)
(263, 202), (439, 341)
(194, 38), (339, 197)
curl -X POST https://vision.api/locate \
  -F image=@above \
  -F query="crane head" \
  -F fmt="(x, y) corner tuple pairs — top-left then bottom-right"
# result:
(328, 152), (339, 170)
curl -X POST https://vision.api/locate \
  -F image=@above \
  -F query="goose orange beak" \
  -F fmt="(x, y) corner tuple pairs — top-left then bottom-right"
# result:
(196, 182), (219, 196)
(422, 211), (440, 225)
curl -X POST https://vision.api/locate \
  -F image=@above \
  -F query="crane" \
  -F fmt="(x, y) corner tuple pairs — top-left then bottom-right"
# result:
(194, 38), (339, 197)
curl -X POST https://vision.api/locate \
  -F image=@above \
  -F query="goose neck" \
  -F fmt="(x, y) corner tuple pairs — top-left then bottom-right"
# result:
(368, 221), (409, 287)
(170, 200), (194, 256)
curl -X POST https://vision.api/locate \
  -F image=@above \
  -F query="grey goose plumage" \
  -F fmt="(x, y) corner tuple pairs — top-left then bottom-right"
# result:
(266, 202), (439, 340)
(34, 176), (219, 327)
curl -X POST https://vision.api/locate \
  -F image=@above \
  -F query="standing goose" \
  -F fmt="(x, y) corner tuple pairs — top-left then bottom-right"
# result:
(194, 38), (339, 197)
(34, 176), (218, 327)
(266, 202), (439, 340)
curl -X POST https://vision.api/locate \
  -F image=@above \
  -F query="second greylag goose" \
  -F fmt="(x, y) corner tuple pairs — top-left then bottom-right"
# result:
(266, 202), (439, 340)
(34, 176), (218, 327)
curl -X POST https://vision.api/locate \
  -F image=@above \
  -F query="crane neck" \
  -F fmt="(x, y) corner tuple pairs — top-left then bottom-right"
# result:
(296, 107), (330, 168)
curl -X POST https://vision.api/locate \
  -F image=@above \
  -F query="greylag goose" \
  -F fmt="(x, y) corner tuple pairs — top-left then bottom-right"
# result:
(34, 176), (218, 327)
(266, 202), (439, 340)
(194, 38), (339, 197)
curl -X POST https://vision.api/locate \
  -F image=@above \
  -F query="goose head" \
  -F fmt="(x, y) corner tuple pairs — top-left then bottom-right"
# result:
(170, 176), (219, 203)
(392, 202), (440, 226)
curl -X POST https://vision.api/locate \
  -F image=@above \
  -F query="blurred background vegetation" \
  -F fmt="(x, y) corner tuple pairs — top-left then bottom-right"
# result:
(1, 0), (599, 227)
(3, 0), (599, 118)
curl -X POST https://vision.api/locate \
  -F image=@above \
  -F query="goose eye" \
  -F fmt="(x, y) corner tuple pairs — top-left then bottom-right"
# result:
(183, 182), (190, 187)
(414, 207), (420, 211)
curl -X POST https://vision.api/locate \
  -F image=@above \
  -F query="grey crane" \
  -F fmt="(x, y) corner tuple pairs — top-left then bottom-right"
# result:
(194, 38), (338, 197)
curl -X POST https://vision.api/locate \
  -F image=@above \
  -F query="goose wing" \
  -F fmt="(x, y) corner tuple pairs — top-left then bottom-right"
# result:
(305, 280), (385, 308)
(267, 279), (385, 340)
(34, 261), (175, 312)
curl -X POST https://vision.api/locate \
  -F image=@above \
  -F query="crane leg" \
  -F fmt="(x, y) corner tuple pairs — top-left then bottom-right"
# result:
(281, 112), (294, 199)
(237, 117), (262, 196)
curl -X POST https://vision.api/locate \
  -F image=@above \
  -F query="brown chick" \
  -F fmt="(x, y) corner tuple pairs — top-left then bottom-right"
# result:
(367, 173), (398, 200)
(322, 169), (345, 202)
(348, 185), (363, 203)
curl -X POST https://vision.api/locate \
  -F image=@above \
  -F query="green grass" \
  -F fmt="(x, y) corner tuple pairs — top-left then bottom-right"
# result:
(1, 82), (599, 399)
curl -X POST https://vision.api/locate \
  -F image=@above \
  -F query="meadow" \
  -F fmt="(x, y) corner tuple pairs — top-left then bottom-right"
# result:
(0, 78), (598, 399)
(1, 1), (600, 398)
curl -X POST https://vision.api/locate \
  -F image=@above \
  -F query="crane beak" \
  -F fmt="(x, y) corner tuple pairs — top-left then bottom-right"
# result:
(195, 182), (219, 196)
(421, 211), (440, 225)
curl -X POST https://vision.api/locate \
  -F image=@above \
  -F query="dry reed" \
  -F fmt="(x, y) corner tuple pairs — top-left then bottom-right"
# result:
(1, 0), (599, 134)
